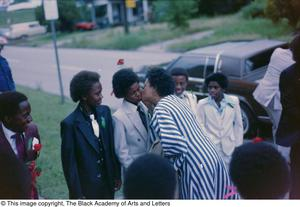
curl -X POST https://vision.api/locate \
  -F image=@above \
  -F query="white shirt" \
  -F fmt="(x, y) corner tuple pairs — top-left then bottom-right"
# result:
(197, 94), (243, 156)
(253, 48), (294, 110)
(1, 123), (18, 155)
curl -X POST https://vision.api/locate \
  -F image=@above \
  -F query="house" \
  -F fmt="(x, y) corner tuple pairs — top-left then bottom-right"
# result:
(82, 0), (149, 26)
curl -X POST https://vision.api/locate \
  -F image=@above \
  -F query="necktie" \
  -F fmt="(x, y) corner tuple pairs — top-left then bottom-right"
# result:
(12, 133), (26, 161)
(137, 105), (148, 132)
(90, 114), (100, 137)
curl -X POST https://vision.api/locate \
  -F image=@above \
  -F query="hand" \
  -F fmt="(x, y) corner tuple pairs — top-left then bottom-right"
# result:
(114, 179), (122, 191)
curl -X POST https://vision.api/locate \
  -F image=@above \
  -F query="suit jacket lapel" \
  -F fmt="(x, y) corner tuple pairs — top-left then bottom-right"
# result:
(124, 102), (148, 143)
(0, 123), (17, 156)
(75, 107), (100, 154)
(96, 106), (108, 152)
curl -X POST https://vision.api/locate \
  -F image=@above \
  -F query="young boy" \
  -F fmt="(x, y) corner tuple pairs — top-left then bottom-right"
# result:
(171, 68), (197, 115)
(196, 73), (243, 168)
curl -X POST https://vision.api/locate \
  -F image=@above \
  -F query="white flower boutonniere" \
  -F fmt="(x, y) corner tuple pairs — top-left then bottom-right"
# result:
(32, 137), (40, 150)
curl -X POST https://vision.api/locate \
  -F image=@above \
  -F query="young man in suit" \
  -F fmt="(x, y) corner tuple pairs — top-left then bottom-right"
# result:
(171, 68), (198, 115)
(112, 69), (149, 174)
(61, 71), (121, 199)
(0, 91), (41, 198)
(196, 73), (243, 169)
(276, 34), (300, 199)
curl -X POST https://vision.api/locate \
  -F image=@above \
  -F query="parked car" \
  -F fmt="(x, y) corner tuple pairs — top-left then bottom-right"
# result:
(74, 22), (96, 31)
(0, 21), (47, 39)
(137, 39), (288, 138)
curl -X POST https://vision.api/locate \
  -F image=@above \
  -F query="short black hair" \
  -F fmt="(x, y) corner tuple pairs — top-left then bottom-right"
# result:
(171, 68), (189, 81)
(0, 151), (31, 199)
(112, 68), (139, 98)
(229, 142), (290, 199)
(290, 34), (300, 62)
(146, 68), (175, 97)
(70, 70), (100, 102)
(0, 91), (28, 120)
(124, 154), (177, 199)
(205, 72), (228, 89)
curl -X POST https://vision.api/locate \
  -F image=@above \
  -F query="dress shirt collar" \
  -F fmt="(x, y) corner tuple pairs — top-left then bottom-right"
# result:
(2, 123), (16, 140)
(123, 99), (139, 111)
(208, 94), (234, 114)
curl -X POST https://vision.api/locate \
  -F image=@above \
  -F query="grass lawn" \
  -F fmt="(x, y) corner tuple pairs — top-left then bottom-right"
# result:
(17, 86), (76, 199)
(61, 23), (210, 50)
(167, 15), (294, 52)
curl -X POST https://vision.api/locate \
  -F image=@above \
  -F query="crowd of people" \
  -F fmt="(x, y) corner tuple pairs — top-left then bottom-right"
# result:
(0, 33), (299, 200)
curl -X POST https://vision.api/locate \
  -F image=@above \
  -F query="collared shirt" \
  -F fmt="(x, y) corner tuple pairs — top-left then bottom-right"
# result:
(207, 95), (234, 114)
(1, 123), (18, 155)
(196, 94), (244, 156)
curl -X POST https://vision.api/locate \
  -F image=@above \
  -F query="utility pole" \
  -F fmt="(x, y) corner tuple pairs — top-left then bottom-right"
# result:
(121, 0), (129, 34)
(91, 0), (97, 26)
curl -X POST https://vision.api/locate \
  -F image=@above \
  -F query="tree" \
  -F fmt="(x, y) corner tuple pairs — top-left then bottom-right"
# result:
(196, 0), (251, 16)
(153, 0), (198, 28)
(266, 0), (300, 28)
(36, 0), (81, 32)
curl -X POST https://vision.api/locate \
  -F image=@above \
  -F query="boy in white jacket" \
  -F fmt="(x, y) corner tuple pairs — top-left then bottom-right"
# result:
(197, 73), (243, 168)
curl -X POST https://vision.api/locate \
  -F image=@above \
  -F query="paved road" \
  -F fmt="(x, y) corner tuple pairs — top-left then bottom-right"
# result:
(3, 46), (179, 109)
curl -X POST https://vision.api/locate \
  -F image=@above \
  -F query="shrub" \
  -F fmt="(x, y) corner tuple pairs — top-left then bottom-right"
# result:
(240, 0), (267, 19)
(266, 0), (300, 29)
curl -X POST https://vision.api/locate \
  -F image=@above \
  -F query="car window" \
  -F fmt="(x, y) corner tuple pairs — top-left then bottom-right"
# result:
(244, 48), (276, 74)
(220, 57), (241, 77)
(167, 56), (215, 79)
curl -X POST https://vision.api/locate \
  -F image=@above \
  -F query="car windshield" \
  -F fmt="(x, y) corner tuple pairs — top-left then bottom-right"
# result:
(167, 55), (216, 79)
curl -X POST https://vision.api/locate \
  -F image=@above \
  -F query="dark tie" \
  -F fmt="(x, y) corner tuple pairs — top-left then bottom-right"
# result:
(137, 105), (148, 132)
(12, 133), (26, 161)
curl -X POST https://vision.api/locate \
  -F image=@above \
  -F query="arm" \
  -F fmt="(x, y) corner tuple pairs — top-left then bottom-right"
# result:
(6, 61), (15, 91)
(106, 109), (121, 189)
(279, 70), (300, 122)
(151, 108), (188, 170)
(60, 121), (83, 199)
(113, 116), (134, 169)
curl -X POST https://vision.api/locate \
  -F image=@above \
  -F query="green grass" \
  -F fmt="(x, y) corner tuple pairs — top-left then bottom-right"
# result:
(10, 13), (294, 51)
(61, 23), (210, 50)
(17, 86), (76, 199)
(167, 15), (293, 52)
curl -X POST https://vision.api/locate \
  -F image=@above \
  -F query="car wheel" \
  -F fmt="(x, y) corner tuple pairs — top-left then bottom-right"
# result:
(240, 103), (257, 138)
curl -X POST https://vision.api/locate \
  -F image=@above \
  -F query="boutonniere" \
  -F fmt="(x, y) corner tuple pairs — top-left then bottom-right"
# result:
(27, 137), (42, 156)
(101, 117), (106, 128)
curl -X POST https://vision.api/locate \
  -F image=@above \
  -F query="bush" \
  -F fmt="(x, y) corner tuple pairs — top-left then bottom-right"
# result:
(266, 0), (300, 28)
(197, 0), (252, 16)
(152, 0), (198, 28)
(35, 0), (81, 32)
(240, 0), (267, 19)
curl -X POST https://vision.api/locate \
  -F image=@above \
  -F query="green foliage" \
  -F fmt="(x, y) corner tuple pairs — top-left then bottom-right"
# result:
(168, 15), (293, 52)
(240, 0), (267, 19)
(35, 0), (81, 32)
(153, 0), (198, 28)
(266, 0), (300, 28)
